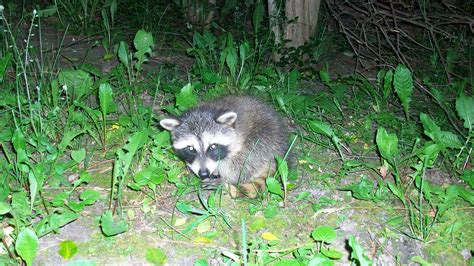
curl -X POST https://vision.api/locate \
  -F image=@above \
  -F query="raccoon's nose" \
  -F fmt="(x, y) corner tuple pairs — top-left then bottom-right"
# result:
(198, 169), (210, 179)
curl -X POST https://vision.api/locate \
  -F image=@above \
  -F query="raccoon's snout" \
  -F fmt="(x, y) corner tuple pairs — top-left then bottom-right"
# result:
(198, 169), (210, 179)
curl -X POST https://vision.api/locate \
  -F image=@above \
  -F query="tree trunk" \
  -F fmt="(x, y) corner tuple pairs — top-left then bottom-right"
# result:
(284, 0), (320, 48)
(268, 0), (321, 60)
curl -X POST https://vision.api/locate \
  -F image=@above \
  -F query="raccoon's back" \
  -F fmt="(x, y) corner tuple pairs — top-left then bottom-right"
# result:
(205, 96), (289, 182)
(204, 96), (287, 144)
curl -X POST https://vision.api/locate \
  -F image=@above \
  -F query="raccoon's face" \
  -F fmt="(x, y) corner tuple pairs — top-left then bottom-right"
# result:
(160, 110), (240, 180)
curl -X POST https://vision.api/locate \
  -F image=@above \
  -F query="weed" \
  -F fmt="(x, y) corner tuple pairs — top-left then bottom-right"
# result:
(176, 188), (231, 235)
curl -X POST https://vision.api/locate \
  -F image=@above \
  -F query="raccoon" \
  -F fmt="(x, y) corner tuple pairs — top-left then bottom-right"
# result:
(159, 96), (289, 197)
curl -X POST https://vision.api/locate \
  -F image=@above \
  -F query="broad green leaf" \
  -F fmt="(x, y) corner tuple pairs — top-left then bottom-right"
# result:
(420, 113), (461, 149)
(0, 201), (10, 215)
(176, 202), (207, 215)
(51, 192), (68, 207)
(99, 83), (114, 120)
(263, 204), (278, 218)
(275, 156), (288, 193)
(321, 247), (344, 259)
(438, 131), (462, 149)
(71, 148), (86, 163)
(295, 191), (311, 201)
(275, 259), (303, 266)
(311, 225), (337, 244)
(12, 191), (31, 218)
(100, 211), (128, 236)
(239, 42), (249, 63)
(386, 216), (404, 226)
(377, 69), (393, 98)
(307, 120), (334, 137)
(58, 240), (78, 259)
(252, 0), (264, 34)
(250, 217), (266, 231)
(133, 30), (154, 67)
(456, 94), (474, 130)
(51, 79), (59, 107)
(348, 235), (372, 266)
(419, 142), (442, 168)
(266, 177), (283, 198)
(420, 112), (440, 140)
(35, 211), (79, 237)
(382, 69), (393, 98)
(308, 254), (334, 266)
(393, 65), (413, 119)
(225, 34), (237, 78)
(457, 185), (474, 205)
(145, 248), (167, 266)
(376, 127), (399, 161)
(15, 228), (38, 266)
(80, 189), (100, 205)
(12, 128), (27, 152)
(176, 83), (198, 111)
(134, 166), (165, 187)
(68, 201), (86, 213)
(114, 130), (149, 181)
(75, 171), (91, 187)
(387, 182), (405, 203)
(134, 30), (154, 54)
(154, 131), (170, 147)
(118, 41), (129, 66)
(58, 130), (85, 153)
(194, 259), (209, 266)
(58, 69), (92, 101)
(341, 178), (374, 201)
(207, 190), (216, 209)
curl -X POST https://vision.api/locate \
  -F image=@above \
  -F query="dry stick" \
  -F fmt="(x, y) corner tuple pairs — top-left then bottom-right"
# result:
(1, 238), (16, 260)
(429, 28), (452, 83)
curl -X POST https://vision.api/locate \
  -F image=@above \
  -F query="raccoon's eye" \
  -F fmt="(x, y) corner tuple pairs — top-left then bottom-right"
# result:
(209, 144), (217, 151)
(187, 146), (195, 151)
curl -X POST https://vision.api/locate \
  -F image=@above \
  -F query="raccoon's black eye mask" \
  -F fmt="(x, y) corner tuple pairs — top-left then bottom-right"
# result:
(175, 146), (197, 163)
(207, 144), (229, 161)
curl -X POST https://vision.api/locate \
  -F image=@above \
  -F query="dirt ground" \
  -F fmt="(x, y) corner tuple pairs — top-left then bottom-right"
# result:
(31, 23), (473, 266)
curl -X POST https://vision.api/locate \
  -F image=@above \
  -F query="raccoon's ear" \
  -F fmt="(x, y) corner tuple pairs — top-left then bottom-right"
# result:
(216, 111), (237, 127)
(160, 118), (180, 131)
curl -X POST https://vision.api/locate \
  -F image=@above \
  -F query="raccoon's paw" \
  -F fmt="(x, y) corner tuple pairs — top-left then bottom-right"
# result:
(226, 177), (266, 199)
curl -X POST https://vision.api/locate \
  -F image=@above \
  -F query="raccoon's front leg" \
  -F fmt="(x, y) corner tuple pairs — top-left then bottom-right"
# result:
(227, 176), (267, 198)
(228, 168), (269, 198)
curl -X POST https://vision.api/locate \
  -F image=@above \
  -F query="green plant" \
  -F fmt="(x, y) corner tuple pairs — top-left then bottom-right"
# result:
(100, 0), (118, 59)
(177, 188), (230, 233)
(118, 30), (154, 85)
(266, 135), (298, 203)
(306, 120), (345, 161)
(348, 235), (372, 266)
(374, 67), (473, 241)
(54, 0), (109, 34)
(109, 130), (149, 212)
(187, 28), (277, 93)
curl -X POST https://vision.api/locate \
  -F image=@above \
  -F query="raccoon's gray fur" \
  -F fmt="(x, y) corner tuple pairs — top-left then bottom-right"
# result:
(159, 96), (288, 197)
